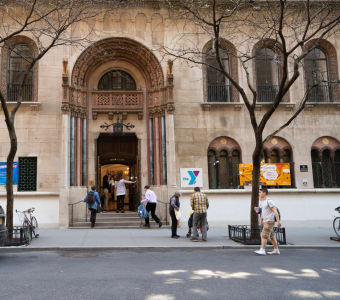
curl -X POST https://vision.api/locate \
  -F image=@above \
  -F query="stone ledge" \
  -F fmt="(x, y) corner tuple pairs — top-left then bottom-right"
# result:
(179, 188), (340, 194)
(0, 192), (59, 197)
(302, 102), (340, 111)
(255, 102), (295, 111)
(4, 102), (41, 111)
(201, 102), (243, 111)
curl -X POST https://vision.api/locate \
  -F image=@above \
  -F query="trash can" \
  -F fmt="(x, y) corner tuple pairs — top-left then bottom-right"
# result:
(0, 205), (7, 246)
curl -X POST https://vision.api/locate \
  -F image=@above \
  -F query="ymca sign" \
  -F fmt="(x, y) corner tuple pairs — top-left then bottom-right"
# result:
(180, 168), (203, 187)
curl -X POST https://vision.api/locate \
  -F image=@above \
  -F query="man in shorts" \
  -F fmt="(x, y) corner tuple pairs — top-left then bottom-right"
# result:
(254, 187), (281, 255)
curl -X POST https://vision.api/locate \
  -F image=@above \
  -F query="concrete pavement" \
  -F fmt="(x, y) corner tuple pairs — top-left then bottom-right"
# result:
(1, 221), (339, 252)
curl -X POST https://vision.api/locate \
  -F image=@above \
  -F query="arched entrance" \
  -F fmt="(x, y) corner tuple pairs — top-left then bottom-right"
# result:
(61, 37), (174, 212)
(97, 133), (139, 212)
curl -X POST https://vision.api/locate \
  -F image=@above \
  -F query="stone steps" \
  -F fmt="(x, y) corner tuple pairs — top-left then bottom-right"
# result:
(70, 211), (169, 229)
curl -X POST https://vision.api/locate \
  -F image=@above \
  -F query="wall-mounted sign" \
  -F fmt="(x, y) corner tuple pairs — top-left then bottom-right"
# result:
(300, 165), (308, 172)
(0, 162), (18, 185)
(180, 168), (203, 187)
(239, 163), (291, 186)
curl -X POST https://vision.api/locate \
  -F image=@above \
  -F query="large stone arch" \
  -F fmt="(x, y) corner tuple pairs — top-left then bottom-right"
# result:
(71, 37), (164, 89)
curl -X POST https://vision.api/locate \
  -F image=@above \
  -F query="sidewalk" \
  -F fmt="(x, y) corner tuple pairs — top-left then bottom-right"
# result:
(1, 222), (339, 252)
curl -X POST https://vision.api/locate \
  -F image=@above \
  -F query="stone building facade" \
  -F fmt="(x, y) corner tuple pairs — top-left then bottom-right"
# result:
(0, 3), (339, 227)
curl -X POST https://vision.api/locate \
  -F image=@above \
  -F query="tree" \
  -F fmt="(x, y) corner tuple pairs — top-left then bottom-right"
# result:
(162, 0), (340, 233)
(0, 0), (125, 231)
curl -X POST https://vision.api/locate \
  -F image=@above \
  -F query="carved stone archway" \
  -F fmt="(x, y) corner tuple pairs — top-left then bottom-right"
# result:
(62, 37), (174, 119)
(71, 37), (164, 89)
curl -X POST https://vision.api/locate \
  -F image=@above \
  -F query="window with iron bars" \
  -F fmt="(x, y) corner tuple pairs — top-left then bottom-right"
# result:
(98, 70), (136, 91)
(7, 44), (34, 102)
(255, 47), (280, 103)
(207, 49), (232, 102)
(311, 149), (340, 188)
(305, 48), (332, 103)
(18, 157), (37, 191)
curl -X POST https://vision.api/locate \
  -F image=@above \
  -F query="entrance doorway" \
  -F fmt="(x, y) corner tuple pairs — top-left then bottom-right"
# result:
(97, 133), (139, 212)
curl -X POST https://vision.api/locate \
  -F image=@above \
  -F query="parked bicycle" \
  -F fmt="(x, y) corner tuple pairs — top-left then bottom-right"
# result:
(333, 206), (340, 238)
(16, 207), (39, 242)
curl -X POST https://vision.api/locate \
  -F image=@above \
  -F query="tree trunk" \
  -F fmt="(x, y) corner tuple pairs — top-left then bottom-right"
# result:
(5, 120), (17, 231)
(250, 132), (263, 238)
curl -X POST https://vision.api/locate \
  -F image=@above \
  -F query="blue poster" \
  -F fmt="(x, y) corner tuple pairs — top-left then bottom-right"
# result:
(0, 162), (18, 185)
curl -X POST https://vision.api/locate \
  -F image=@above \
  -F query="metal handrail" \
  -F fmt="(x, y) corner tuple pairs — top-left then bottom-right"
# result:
(157, 200), (169, 225)
(68, 200), (87, 227)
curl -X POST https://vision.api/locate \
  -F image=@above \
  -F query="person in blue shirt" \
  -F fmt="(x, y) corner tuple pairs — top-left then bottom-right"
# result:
(84, 185), (101, 228)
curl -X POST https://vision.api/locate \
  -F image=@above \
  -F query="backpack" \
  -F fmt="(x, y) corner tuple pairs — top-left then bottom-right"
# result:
(267, 200), (280, 222)
(137, 204), (149, 219)
(86, 192), (95, 204)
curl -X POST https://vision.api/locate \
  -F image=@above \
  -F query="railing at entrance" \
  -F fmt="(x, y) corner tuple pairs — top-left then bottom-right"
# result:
(68, 200), (88, 227)
(92, 90), (144, 111)
(158, 200), (169, 225)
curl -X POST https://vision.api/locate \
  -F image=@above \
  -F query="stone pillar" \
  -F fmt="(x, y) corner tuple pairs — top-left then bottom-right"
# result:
(62, 113), (70, 187)
(59, 112), (70, 227)
(154, 114), (160, 185)
(77, 117), (82, 186)
(166, 112), (176, 188)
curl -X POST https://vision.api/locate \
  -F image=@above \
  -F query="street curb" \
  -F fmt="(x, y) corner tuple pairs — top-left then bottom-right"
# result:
(1, 244), (340, 253)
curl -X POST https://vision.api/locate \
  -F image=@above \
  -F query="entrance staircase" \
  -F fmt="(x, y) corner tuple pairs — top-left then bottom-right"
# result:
(70, 211), (169, 229)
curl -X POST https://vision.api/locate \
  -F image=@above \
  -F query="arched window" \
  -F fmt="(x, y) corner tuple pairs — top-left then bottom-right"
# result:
(305, 48), (330, 102)
(208, 150), (218, 189)
(263, 137), (295, 188)
(8, 44), (34, 102)
(98, 70), (136, 91)
(311, 137), (340, 188)
(208, 137), (241, 189)
(255, 47), (280, 102)
(206, 49), (231, 102)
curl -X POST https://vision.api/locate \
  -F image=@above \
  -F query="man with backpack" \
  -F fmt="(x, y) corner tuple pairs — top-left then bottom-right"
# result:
(254, 187), (281, 255)
(141, 185), (162, 228)
(84, 185), (101, 228)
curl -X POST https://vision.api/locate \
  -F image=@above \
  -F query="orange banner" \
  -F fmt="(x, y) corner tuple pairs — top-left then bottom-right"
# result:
(239, 163), (291, 186)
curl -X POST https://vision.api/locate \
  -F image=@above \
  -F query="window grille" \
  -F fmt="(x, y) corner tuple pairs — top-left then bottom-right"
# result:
(98, 70), (136, 90)
(7, 44), (34, 102)
(207, 49), (232, 102)
(305, 48), (331, 102)
(255, 47), (280, 102)
(18, 157), (37, 191)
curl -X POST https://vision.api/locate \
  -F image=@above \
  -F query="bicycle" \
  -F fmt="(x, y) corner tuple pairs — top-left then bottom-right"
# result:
(333, 206), (340, 238)
(16, 207), (39, 242)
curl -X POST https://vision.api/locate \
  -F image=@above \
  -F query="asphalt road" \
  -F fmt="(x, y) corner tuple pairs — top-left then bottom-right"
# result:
(0, 249), (339, 300)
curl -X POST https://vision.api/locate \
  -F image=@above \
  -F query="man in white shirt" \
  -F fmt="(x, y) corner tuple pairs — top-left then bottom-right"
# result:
(114, 171), (135, 213)
(141, 185), (162, 228)
(254, 187), (281, 256)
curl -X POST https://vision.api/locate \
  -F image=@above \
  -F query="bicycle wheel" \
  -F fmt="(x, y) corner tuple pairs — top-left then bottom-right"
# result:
(31, 216), (39, 238)
(333, 217), (340, 238)
(22, 220), (32, 243)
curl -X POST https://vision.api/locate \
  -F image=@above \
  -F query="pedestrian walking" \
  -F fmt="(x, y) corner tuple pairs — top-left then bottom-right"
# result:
(190, 187), (209, 242)
(83, 185), (101, 228)
(114, 171), (135, 213)
(169, 191), (181, 238)
(102, 171), (110, 211)
(141, 185), (162, 228)
(254, 187), (281, 255)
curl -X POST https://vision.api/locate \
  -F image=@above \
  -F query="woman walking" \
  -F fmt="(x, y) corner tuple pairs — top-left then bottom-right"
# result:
(114, 171), (135, 213)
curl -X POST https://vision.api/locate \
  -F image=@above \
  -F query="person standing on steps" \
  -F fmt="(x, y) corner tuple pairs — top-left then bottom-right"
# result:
(102, 171), (110, 211)
(84, 185), (101, 228)
(169, 191), (181, 239)
(141, 185), (162, 228)
(114, 171), (135, 213)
